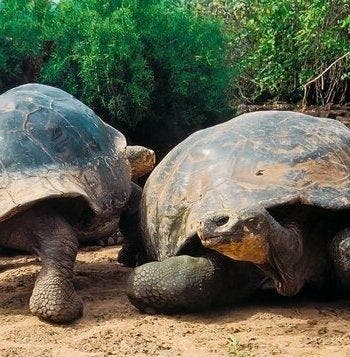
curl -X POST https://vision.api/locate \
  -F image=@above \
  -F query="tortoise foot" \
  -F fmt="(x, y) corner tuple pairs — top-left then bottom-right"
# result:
(29, 272), (83, 324)
(97, 231), (124, 247)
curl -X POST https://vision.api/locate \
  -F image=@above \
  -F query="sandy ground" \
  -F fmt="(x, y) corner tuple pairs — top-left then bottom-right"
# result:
(0, 246), (349, 357)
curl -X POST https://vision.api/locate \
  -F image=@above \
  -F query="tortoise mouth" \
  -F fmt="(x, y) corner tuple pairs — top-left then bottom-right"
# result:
(200, 233), (238, 247)
(195, 231), (302, 295)
(198, 231), (270, 265)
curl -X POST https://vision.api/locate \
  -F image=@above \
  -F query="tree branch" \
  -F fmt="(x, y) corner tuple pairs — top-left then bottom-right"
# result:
(303, 52), (350, 88)
(302, 52), (350, 106)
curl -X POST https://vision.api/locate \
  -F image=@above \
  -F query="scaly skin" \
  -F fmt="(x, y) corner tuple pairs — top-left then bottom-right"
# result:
(198, 207), (350, 296)
(0, 206), (83, 323)
(127, 251), (264, 313)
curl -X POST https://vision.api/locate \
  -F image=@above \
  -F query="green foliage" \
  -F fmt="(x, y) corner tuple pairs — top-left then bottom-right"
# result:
(227, 336), (249, 357)
(188, 0), (350, 104)
(1, 0), (348, 151)
(136, 2), (231, 128)
(0, 0), (232, 141)
(0, 0), (53, 88)
(41, 0), (154, 126)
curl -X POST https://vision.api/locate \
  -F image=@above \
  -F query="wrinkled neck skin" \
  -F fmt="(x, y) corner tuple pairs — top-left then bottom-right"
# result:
(259, 220), (305, 296)
(126, 145), (155, 180)
(258, 207), (334, 296)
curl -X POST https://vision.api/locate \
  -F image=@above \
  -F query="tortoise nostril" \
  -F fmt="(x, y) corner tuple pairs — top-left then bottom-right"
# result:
(215, 216), (230, 227)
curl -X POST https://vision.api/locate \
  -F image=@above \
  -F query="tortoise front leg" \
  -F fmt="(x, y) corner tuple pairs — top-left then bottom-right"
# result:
(26, 208), (83, 323)
(117, 183), (145, 267)
(330, 228), (350, 291)
(127, 251), (263, 313)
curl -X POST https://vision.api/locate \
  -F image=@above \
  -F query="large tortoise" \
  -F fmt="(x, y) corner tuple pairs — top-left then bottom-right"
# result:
(127, 110), (350, 313)
(0, 83), (154, 323)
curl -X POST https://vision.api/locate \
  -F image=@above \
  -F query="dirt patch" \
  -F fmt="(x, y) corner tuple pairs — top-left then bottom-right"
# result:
(0, 246), (349, 356)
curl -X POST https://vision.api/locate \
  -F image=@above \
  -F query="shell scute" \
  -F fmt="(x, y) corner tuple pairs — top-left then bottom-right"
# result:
(0, 83), (131, 221)
(142, 111), (350, 260)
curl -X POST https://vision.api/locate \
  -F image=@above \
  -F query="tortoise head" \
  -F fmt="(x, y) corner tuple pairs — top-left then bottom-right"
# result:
(196, 206), (306, 296)
(197, 207), (271, 265)
(126, 145), (155, 180)
(105, 124), (155, 179)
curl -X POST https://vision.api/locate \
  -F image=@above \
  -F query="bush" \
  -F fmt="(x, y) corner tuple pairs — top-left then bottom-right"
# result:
(137, 2), (231, 126)
(3, 0), (347, 154)
(0, 0), (53, 89)
(130, 1), (232, 152)
(188, 0), (350, 104)
(40, 0), (154, 128)
(0, 0), (232, 153)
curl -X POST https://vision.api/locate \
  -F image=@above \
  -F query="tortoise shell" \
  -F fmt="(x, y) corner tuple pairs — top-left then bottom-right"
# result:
(0, 83), (131, 221)
(141, 111), (350, 260)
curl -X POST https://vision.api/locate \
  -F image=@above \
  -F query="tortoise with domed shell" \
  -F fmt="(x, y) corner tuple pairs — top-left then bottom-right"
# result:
(0, 83), (154, 323)
(127, 111), (350, 313)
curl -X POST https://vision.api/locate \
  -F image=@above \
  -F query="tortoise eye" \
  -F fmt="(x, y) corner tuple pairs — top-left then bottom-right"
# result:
(215, 216), (230, 227)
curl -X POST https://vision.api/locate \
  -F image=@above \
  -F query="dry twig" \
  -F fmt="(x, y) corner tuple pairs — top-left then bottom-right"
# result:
(302, 52), (350, 107)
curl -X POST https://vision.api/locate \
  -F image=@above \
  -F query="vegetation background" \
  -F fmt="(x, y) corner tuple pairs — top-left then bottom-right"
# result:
(0, 0), (349, 154)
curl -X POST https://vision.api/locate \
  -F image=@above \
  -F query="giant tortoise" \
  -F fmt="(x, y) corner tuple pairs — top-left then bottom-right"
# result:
(0, 83), (154, 323)
(127, 110), (350, 313)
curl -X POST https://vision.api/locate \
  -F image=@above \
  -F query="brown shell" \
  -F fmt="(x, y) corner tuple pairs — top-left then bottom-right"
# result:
(141, 111), (350, 260)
